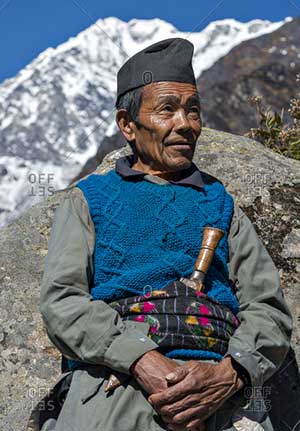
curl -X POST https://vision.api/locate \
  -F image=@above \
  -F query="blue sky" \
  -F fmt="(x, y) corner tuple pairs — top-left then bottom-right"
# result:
(0, 0), (298, 84)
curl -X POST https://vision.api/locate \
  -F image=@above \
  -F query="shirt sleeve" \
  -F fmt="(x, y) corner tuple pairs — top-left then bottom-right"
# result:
(39, 187), (159, 375)
(225, 201), (293, 388)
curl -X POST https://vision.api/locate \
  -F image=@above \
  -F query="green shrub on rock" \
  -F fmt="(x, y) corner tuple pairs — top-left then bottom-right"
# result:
(245, 74), (300, 161)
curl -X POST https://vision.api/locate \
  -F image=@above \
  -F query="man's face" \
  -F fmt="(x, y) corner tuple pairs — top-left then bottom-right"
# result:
(127, 81), (202, 175)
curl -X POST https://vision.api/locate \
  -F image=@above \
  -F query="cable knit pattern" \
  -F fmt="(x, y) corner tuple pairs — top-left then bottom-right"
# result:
(71, 170), (239, 365)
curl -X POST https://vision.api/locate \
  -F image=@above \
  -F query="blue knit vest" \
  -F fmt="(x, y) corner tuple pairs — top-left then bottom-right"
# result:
(68, 169), (239, 369)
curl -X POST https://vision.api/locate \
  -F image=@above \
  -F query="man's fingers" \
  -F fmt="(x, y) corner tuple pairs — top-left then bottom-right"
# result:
(164, 405), (203, 426)
(156, 385), (220, 418)
(159, 393), (201, 417)
(148, 374), (193, 407)
(185, 418), (206, 431)
(161, 395), (222, 427)
(165, 366), (189, 384)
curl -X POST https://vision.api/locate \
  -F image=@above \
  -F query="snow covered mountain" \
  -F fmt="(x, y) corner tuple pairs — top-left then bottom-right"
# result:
(0, 16), (291, 227)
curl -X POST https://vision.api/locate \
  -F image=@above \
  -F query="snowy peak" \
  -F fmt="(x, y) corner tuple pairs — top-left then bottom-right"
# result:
(188, 17), (291, 76)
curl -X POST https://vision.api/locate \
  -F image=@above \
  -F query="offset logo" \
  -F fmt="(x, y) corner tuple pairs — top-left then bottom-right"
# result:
(142, 71), (153, 85)
(28, 172), (55, 197)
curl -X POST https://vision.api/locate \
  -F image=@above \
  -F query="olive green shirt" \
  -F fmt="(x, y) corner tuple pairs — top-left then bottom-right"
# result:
(39, 171), (292, 389)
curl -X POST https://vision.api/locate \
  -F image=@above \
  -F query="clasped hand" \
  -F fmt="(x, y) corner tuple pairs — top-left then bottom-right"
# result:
(130, 351), (244, 431)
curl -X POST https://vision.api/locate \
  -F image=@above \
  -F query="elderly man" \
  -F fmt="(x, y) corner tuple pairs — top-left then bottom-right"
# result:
(33, 38), (292, 431)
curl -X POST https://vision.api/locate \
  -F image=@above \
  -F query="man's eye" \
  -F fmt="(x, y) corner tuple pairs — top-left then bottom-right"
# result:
(162, 105), (174, 112)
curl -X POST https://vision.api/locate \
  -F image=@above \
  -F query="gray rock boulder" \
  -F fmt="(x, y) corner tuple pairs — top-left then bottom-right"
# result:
(0, 128), (300, 431)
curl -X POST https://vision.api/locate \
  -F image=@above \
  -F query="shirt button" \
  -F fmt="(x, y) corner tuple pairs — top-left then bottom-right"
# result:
(235, 352), (242, 357)
(139, 337), (147, 342)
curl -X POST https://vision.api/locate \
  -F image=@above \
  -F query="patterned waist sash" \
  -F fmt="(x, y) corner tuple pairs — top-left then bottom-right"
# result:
(108, 281), (239, 358)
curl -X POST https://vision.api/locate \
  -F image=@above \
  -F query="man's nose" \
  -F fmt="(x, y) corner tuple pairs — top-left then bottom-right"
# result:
(173, 109), (191, 132)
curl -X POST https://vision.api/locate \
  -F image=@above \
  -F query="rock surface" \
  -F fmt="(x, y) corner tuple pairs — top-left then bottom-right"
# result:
(0, 128), (300, 431)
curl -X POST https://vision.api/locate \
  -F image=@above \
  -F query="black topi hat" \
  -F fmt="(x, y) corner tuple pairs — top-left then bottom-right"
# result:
(115, 37), (196, 106)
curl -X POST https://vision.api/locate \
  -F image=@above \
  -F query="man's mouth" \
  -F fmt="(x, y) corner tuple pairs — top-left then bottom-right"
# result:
(165, 139), (195, 145)
(165, 141), (195, 149)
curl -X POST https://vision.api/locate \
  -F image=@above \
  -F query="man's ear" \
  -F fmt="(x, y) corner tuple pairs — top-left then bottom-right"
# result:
(116, 109), (136, 143)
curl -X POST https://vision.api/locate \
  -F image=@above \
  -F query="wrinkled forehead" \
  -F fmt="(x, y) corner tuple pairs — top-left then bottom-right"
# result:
(141, 81), (200, 104)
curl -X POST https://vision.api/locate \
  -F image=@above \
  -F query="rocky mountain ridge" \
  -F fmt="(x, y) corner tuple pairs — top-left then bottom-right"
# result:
(197, 17), (300, 134)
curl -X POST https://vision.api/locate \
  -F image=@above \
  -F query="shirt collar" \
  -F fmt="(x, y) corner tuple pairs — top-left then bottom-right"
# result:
(115, 154), (204, 190)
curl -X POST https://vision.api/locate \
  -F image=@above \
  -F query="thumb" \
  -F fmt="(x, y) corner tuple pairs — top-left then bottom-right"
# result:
(165, 366), (189, 383)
